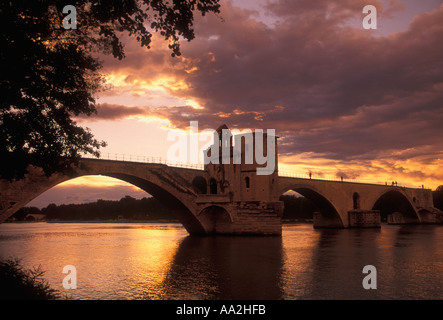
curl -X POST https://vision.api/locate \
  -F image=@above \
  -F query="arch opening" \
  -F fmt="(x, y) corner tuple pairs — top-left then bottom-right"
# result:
(198, 205), (233, 234)
(192, 176), (207, 194)
(281, 187), (344, 228)
(88, 172), (207, 234)
(372, 190), (419, 224)
(8, 171), (207, 235)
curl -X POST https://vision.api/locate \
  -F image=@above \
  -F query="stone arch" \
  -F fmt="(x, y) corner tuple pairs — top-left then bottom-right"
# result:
(372, 190), (420, 224)
(198, 205), (233, 234)
(280, 185), (344, 228)
(0, 160), (208, 235)
(192, 176), (207, 194)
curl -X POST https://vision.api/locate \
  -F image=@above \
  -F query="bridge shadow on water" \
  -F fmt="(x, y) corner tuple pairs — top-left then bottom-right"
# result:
(154, 235), (285, 300)
(131, 224), (443, 300)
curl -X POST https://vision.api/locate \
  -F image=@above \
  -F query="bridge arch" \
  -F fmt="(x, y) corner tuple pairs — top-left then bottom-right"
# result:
(192, 176), (207, 194)
(1, 159), (210, 235)
(280, 184), (345, 228)
(197, 205), (233, 234)
(371, 189), (420, 224)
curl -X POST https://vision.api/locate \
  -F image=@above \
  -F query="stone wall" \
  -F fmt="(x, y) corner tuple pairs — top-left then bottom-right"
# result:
(348, 210), (381, 228)
(231, 212), (282, 235)
(418, 211), (437, 224)
(387, 212), (405, 224)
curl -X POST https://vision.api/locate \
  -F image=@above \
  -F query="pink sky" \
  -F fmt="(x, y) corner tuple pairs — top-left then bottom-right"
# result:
(29, 0), (443, 208)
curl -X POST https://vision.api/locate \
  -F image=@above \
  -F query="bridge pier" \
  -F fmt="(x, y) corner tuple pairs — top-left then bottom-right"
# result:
(313, 212), (344, 228)
(313, 210), (381, 229)
(348, 210), (381, 228)
(195, 200), (284, 236)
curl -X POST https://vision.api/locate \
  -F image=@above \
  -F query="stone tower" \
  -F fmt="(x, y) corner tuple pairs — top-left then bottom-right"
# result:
(198, 124), (284, 235)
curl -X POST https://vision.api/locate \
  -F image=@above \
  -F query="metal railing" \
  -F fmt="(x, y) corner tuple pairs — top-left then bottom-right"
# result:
(278, 171), (427, 188)
(81, 152), (204, 170)
(278, 171), (382, 185)
(81, 153), (428, 189)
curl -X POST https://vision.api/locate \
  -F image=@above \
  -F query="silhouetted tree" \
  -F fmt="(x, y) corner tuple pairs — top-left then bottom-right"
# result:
(12, 206), (41, 221)
(41, 203), (59, 220)
(0, 258), (60, 300)
(280, 195), (318, 220)
(40, 196), (174, 221)
(0, 0), (221, 180)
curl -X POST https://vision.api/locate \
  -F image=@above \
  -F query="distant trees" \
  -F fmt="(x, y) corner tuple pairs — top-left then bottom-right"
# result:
(16, 196), (175, 221)
(10, 206), (41, 221)
(280, 195), (317, 220)
(13, 195), (318, 222)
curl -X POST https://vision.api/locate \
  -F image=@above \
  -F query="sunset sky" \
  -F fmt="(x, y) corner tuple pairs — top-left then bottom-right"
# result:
(29, 0), (443, 208)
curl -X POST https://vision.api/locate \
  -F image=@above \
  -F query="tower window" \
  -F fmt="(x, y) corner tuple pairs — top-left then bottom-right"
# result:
(210, 178), (218, 194)
(353, 192), (360, 210)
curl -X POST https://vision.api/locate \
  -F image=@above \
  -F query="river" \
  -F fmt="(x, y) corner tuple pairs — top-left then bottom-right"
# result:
(0, 222), (442, 300)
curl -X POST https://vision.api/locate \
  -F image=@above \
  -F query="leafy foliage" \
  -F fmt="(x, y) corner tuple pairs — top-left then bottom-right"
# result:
(0, 0), (220, 180)
(0, 258), (60, 300)
(22, 196), (175, 221)
(280, 194), (318, 220)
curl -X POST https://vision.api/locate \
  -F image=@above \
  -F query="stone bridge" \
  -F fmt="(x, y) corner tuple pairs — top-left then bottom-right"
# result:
(278, 176), (437, 228)
(0, 125), (440, 235)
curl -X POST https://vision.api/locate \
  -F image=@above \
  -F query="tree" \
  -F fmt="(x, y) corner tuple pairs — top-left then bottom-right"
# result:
(0, 258), (60, 300)
(0, 0), (220, 180)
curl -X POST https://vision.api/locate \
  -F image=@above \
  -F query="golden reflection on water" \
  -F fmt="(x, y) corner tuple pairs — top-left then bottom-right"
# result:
(0, 223), (187, 299)
(116, 226), (186, 300)
(1, 222), (443, 299)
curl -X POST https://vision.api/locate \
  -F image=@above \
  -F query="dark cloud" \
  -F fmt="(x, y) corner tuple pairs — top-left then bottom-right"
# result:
(146, 0), (443, 161)
(97, 0), (443, 168)
(76, 103), (149, 120)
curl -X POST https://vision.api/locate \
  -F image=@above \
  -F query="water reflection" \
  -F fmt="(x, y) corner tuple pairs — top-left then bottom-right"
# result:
(300, 228), (383, 299)
(158, 236), (284, 300)
(385, 225), (442, 299)
(0, 223), (442, 299)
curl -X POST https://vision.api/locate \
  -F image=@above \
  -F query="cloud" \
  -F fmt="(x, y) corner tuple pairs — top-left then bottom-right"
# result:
(164, 1), (443, 157)
(88, 0), (443, 188)
(76, 103), (149, 121)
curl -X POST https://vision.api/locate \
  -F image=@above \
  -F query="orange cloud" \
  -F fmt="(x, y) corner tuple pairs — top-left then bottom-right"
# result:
(83, 1), (443, 190)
